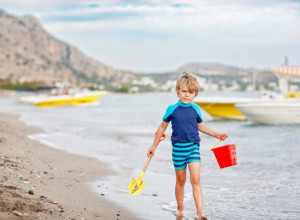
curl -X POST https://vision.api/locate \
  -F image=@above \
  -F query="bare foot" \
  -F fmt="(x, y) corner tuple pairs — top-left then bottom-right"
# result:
(194, 216), (208, 220)
(174, 210), (184, 217)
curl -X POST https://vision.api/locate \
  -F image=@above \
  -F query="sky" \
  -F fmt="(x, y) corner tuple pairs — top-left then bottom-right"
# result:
(1, 0), (300, 73)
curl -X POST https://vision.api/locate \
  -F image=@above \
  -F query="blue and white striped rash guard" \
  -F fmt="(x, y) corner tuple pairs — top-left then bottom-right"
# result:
(162, 101), (203, 145)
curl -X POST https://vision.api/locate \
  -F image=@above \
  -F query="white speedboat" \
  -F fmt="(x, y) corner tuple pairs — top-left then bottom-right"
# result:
(236, 99), (300, 124)
(194, 66), (300, 121)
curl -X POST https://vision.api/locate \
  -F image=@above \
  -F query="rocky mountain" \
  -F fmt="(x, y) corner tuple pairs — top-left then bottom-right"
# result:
(0, 9), (280, 92)
(0, 10), (136, 89)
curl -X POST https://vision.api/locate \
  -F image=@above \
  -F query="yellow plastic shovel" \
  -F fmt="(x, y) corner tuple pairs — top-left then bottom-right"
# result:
(128, 133), (166, 196)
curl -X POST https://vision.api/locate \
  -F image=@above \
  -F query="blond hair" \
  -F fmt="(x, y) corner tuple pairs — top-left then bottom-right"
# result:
(176, 72), (200, 96)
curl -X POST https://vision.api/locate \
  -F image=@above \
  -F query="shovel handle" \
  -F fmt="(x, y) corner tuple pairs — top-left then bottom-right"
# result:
(142, 153), (153, 172)
(158, 133), (166, 143)
(143, 133), (166, 172)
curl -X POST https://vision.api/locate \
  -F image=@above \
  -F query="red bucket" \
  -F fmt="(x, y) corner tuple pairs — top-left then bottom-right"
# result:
(211, 141), (237, 169)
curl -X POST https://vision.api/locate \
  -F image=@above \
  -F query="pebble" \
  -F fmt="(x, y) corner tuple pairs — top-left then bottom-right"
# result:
(152, 194), (158, 196)
(13, 211), (24, 216)
(100, 193), (105, 196)
(40, 195), (47, 199)
(28, 190), (34, 195)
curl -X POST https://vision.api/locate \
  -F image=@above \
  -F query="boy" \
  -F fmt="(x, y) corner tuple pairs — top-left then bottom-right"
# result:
(147, 72), (227, 219)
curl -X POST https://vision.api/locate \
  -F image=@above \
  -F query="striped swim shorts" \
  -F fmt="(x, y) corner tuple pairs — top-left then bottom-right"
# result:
(172, 142), (201, 170)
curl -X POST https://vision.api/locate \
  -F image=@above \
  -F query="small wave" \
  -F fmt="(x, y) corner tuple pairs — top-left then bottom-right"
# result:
(28, 134), (60, 149)
(162, 192), (194, 213)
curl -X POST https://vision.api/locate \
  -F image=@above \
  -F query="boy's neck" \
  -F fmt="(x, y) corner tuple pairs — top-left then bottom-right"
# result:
(177, 100), (192, 107)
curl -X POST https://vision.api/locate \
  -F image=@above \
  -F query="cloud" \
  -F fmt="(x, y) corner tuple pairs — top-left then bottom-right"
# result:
(41, 3), (299, 33)
(1, 0), (299, 71)
(3, 0), (299, 28)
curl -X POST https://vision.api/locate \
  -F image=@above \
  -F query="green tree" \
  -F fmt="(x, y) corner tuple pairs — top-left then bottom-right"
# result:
(119, 84), (129, 93)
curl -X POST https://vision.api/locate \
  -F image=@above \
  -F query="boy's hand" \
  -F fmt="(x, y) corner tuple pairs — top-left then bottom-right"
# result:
(218, 133), (228, 140)
(147, 146), (156, 157)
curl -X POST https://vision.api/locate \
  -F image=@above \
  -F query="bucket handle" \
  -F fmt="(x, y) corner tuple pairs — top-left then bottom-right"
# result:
(212, 135), (235, 149)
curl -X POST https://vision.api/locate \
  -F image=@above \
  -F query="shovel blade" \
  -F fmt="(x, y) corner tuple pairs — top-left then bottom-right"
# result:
(128, 178), (146, 195)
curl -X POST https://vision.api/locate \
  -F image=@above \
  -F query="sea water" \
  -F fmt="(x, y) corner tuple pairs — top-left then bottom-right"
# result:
(0, 93), (299, 220)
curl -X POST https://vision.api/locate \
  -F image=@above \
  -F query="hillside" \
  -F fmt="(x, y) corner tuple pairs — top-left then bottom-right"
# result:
(177, 62), (248, 76)
(0, 9), (280, 93)
(0, 10), (136, 89)
(176, 62), (278, 90)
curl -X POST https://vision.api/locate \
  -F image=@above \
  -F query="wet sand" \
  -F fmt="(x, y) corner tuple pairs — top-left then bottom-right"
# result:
(0, 113), (140, 219)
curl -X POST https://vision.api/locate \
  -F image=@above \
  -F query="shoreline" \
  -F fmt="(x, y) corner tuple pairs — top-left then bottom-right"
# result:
(0, 113), (140, 219)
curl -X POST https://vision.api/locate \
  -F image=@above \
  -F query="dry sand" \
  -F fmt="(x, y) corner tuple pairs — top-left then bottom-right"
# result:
(0, 113), (140, 220)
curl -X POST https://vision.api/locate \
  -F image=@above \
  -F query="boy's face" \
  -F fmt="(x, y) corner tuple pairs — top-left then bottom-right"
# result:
(178, 86), (196, 104)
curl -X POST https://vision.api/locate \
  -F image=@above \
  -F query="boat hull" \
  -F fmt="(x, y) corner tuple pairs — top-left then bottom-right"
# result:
(193, 97), (253, 120)
(236, 100), (300, 124)
(194, 101), (245, 119)
(33, 92), (106, 108)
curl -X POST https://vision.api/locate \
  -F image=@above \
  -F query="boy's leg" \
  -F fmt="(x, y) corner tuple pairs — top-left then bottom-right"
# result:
(188, 162), (203, 217)
(175, 168), (186, 216)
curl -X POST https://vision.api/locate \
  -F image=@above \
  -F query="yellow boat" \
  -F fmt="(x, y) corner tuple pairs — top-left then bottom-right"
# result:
(285, 90), (300, 98)
(34, 91), (107, 108)
(193, 97), (253, 120)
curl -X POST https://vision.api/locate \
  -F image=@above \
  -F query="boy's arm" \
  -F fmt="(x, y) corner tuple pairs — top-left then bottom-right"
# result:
(198, 122), (227, 140)
(147, 121), (169, 157)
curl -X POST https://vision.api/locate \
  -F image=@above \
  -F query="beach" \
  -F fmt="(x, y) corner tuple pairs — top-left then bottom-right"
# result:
(0, 113), (139, 220)
(0, 93), (299, 220)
